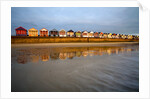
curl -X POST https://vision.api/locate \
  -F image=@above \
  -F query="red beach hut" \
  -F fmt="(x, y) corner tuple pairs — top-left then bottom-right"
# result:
(15, 26), (27, 36)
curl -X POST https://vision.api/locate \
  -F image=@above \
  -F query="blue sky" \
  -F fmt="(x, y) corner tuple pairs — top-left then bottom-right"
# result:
(11, 7), (139, 35)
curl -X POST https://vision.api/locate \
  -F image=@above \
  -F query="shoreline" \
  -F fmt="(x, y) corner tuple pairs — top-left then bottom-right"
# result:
(11, 42), (139, 48)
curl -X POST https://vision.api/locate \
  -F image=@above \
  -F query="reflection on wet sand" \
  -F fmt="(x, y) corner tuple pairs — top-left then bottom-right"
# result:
(41, 54), (49, 61)
(30, 55), (39, 63)
(17, 55), (27, 64)
(14, 45), (139, 64)
(59, 53), (67, 60)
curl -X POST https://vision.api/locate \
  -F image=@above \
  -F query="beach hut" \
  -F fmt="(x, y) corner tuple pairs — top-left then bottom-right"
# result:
(67, 30), (74, 37)
(132, 35), (136, 39)
(127, 35), (133, 39)
(112, 33), (117, 38)
(99, 32), (104, 38)
(59, 29), (66, 37)
(88, 31), (94, 37)
(40, 28), (48, 37)
(28, 28), (38, 36)
(122, 34), (127, 39)
(94, 32), (99, 38)
(137, 35), (139, 39)
(49, 29), (59, 37)
(75, 31), (82, 37)
(108, 33), (112, 38)
(115, 34), (120, 39)
(103, 33), (108, 38)
(82, 31), (88, 37)
(135, 35), (139, 39)
(15, 26), (27, 36)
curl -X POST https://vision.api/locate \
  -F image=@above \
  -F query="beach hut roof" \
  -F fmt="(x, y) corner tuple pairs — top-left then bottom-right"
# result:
(40, 28), (48, 31)
(82, 31), (88, 33)
(51, 29), (58, 31)
(112, 33), (116, 35)
(60, 29), (66, 32)
(29, 28), (38, 31)
(15, 26), (27, 31)
(68, 30), (74, 32)
(76, 30), (81, 33)
(90, 31), (94, 33)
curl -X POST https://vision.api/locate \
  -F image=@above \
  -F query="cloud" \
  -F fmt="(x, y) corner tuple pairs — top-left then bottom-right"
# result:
(11, 7), (139, 35)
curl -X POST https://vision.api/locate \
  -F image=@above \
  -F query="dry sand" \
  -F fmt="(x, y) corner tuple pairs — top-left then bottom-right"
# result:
(11, 42), (139, 48)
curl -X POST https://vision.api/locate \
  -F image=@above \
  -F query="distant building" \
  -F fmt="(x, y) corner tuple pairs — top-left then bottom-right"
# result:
(40, 28), (48, 37)
(94, 32), (99, 38)
(59, 29), (66, 37)
(28, 28), (38, 36)
(67, 30), (74, 37)
(75, 31), (82, 37)
(15, 26), (27, 36)
(88, 31), (94, 37)
(49, 29), (59, 37)
(82, 31), (88, 37)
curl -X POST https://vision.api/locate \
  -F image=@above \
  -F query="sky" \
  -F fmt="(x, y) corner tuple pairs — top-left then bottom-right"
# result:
(11, 7), (139, 35)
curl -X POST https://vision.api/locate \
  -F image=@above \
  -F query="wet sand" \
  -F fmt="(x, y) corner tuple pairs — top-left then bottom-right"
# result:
(11, 42), (139, 48)
(11, 43), (139, 92)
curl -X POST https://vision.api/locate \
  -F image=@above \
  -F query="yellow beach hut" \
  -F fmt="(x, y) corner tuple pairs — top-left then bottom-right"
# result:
(28, 28), (38, 36)
(88, 31), (94, 37)
(128, 35), (133, 39)
(108, 33), (112, 38)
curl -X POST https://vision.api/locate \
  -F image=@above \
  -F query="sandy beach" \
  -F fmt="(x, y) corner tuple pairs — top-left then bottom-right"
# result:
(11, 43), (139, 92)
(11, 42), (139, 48)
